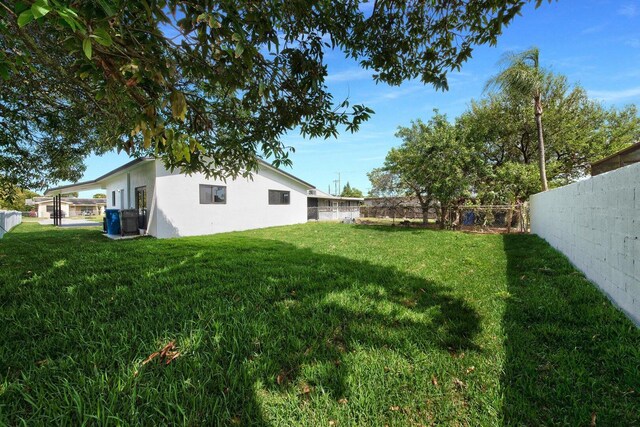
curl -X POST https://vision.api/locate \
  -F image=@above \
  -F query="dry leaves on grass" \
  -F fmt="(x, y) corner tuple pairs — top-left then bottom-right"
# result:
(142, 341), (181, 366)
(276, 369), (292, 385)
(453, 378), (466, 390)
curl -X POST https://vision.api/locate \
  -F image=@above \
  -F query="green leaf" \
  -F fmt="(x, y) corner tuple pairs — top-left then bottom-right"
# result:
(58, 11), (77, 30)
(31, 1), (51, 19)
(92, 28), (113, 47)
(208, 16), (221, 28)
(82, 38), (92, 60)
(0, 63), (9, 80)
(234, 43), (244, 58)
(97, 0), (116, 17)
(14, 1), (29, 14)
(17, 10), (34, 27)
(170, 91), (187, 121)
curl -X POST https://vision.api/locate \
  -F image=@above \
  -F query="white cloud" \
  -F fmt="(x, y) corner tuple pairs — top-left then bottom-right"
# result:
(623, 36), (640, 48)
(362, 83), (426, 104)
(325, 68), (373, 83)
(580, 23), (608, 35)
(618, 3), (639, 17)
(588, 86), (640, 102)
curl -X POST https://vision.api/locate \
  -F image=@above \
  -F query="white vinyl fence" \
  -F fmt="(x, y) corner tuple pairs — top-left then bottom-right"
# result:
(0, 210), (22, 239)
(530, 162), (640, 326)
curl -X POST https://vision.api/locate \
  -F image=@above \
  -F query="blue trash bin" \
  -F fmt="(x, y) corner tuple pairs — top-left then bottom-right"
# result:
(105, 209), (121, 235)
(462, 211), (475, 226)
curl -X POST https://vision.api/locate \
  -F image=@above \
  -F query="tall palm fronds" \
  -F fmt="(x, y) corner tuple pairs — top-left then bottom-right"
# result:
(485, 47), (549, 191)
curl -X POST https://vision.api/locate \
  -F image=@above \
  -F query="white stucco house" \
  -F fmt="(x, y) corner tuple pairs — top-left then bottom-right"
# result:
(45, 157), (315, 238)
(26, 197), (106, 218)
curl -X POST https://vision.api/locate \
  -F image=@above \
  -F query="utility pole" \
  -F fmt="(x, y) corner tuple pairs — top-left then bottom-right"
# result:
(332, 172), (341, 196)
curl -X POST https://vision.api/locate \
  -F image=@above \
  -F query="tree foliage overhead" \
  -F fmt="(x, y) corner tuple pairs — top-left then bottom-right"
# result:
(0, 0), (550, 196)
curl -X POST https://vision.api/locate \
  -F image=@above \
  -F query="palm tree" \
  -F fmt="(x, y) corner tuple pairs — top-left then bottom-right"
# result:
(486, 47), (549, 191)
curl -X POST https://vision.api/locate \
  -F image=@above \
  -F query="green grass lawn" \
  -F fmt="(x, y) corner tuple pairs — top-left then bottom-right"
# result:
(1, 222), (638, 426)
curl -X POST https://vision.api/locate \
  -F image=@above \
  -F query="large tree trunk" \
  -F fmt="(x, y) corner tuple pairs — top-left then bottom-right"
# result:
(506, 205), (513, 233)
(415, 193), (430, 225)
(439, 205), (447, 229)
(534, 97), (549, 192)
(421, 202), (431, 225)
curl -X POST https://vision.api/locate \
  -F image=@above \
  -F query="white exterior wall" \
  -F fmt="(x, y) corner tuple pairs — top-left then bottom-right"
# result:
(530, 162), (640, 325)
(104, 161), (156, 233)
(37, 202), (70, 218)
(153, 161), (309, 238)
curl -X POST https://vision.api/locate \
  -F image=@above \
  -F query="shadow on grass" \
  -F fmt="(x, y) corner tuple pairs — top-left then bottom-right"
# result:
(502, 234), (640, 425)
(0, 226), (481, 425)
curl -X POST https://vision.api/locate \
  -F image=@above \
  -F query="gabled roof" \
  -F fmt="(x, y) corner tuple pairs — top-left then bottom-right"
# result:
(45, 157), (315, 196)
(257, 159), (315, 190)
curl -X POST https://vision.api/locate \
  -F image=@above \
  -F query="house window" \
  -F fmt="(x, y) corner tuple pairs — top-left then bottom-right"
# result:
(200, 184), (226, 204)
(111, 191), (116, 207)
(269, 190), (290, 205)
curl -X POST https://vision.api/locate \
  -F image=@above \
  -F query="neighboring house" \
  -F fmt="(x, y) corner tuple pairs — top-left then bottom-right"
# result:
(26, 197), (106, 218)
(590, 141), (640, 176)
(45, 157), (316, 238)
(307, 189), (363, 221)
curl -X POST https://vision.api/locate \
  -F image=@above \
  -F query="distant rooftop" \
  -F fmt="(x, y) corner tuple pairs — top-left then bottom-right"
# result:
(591, 142), (640, 176)
(26, 197), (107, 206)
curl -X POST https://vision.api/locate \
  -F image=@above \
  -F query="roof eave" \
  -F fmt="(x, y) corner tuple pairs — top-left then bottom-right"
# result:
(44, 157), (155, 196)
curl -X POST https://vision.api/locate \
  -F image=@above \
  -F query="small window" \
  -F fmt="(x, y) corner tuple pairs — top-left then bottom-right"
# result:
(269, 190), (290, 205)
(111, 191), (116, 207)
(200, 184), (226, 204)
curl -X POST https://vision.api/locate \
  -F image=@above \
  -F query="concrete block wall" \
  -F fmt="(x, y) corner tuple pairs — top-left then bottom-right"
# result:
(0, 210), (22, 239)
(530, 162), (640, 325)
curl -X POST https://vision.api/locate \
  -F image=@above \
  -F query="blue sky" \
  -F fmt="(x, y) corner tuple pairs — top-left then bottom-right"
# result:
(74, 0), (640, 197)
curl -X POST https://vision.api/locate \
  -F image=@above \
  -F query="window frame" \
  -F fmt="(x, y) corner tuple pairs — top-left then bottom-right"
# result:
(199, 184), (227, 205)
(268, 189), (290, 205)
